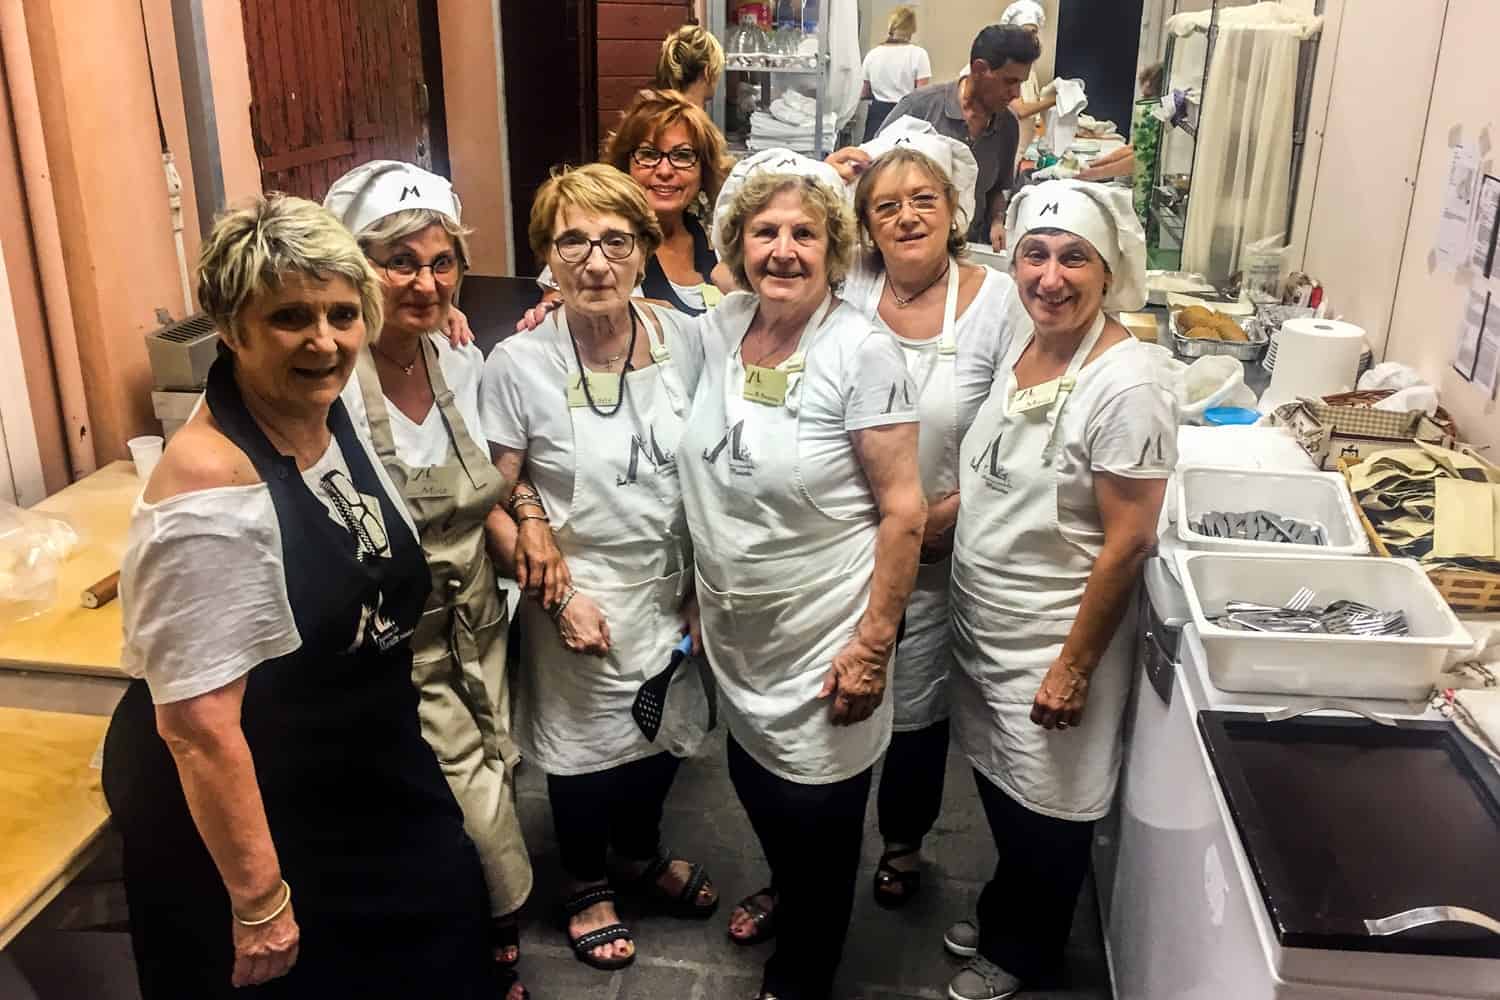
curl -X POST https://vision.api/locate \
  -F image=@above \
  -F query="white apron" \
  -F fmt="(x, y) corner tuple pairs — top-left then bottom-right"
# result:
(949, 313), (1135, 822)
(680, 297), (893, 785)
(514, 306), (711, 776)
(868, 265), (961, 732)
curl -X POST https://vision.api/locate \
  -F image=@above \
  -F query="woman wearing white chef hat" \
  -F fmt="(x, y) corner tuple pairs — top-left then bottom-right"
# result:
(941, 179), (1176, 1000)
(839, 118), (1031, 909)
(683, 148), (926, 999)
(323, 160), (532, 1000)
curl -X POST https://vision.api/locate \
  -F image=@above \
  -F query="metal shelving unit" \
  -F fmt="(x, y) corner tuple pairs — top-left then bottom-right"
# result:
(708, 4), (833, 159)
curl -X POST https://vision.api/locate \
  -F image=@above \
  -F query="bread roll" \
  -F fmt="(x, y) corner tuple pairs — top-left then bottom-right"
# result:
(1187, 325), (1222, 341)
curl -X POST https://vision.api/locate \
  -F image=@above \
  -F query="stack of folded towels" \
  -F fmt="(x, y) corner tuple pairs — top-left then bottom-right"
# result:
(748, 90), (837, 154)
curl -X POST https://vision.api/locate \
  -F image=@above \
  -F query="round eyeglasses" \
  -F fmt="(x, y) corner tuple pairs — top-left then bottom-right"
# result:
(870, 193), (944, 223)
(631, 146), (699, 170)
(554, 233), (638, 264)
(370, 252), (462, 284)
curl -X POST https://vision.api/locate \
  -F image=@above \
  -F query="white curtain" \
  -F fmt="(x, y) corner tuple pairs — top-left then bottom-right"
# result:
(1174, 3), (1322, 278)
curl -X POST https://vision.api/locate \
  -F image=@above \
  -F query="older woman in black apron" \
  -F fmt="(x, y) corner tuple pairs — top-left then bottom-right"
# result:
(102, 195), (493, 998)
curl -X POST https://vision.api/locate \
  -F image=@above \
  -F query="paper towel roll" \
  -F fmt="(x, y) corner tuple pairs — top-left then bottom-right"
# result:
(1259, 318), (1366, 412)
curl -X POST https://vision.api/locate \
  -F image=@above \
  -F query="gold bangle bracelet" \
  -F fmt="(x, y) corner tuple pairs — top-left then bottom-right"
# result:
(233, 879), (291, 927)
(517, 513), (550, 524)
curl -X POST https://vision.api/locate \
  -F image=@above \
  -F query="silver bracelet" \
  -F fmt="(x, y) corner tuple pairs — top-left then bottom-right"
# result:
(233, 879), (291, 927)
(551, 586), (578, 622)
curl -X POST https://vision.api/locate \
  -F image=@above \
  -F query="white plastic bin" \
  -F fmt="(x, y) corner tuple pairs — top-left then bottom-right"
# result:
(1176, 550), (1470, 700)
(1176, 465), (1369, 556)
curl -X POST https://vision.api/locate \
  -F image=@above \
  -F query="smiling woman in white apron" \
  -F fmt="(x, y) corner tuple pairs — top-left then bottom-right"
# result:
(101, 196), (494, 998)
(681, 150), (926, 1000)
(321, 162), (532, 1000)
(941, 180), (1177, 1000)
(479, 164), (717, 974)
(841, 125), (1030, 909)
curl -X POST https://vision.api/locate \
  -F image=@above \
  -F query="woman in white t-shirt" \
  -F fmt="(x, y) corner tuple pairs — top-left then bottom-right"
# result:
(480, 164), (718, 974)
(685, 150), (926, 1000)
(322, 161), (531, 1000)
(101, 195), (494, 998)
(860, 6), (932, 141)
(841, 133), (1029, 912)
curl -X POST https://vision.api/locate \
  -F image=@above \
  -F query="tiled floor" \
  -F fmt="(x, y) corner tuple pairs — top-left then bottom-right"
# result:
(510, 728), (1113, 1000)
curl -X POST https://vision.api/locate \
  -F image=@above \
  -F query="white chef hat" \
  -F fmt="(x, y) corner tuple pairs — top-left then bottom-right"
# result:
(1000, 0), (1046, 29)
(1006, 180), (1148, 312)
(711, 147), (847, 260)
(323, 160), (462, 238)
(858, 115), (980, 230)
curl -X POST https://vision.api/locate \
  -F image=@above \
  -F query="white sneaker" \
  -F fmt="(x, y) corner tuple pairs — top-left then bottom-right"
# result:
(947, 956), (1021, 1000)
(943, 918), (978, 958)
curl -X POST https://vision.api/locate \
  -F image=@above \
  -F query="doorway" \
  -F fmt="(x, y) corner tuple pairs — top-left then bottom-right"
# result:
(1054, 0), (1149, 136)
(240, 0), (449, 203)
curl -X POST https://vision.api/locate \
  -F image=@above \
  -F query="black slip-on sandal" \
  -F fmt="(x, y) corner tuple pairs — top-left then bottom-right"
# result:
(559, 885), (635, 971)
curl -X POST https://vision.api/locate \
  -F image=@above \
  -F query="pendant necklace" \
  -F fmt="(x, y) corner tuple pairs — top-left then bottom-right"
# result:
(890, 261), (950, 308)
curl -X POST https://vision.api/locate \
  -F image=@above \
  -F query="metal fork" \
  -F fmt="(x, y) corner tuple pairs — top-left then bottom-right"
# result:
(1285, 587), (1316, 612)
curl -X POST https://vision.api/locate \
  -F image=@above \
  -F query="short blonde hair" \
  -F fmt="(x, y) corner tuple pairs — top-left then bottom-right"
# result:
(886, 6), (917, 42)
(654, 24), (724, 93)
(603, 89), (733, 211)
(853, 147), (967, 264)
(197, 193), (383, 344)
(528, 163), (664, 285)
(716, 173), (856, 291)
(354, 208), (473, 275)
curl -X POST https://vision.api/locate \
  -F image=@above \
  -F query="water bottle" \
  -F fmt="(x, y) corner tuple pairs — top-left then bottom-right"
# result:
(801, 0), (818, 37)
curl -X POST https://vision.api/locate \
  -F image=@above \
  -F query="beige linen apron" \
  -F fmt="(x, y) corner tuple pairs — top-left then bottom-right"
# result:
(355, 340), (532, 915)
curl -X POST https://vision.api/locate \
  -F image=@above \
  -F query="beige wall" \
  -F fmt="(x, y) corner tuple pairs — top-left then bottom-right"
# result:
(863, 1), (1059, 85)
(438, 0), (512, 276)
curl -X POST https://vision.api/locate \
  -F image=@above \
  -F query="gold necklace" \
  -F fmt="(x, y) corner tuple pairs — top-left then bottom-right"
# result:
(372, 342), (421, 376)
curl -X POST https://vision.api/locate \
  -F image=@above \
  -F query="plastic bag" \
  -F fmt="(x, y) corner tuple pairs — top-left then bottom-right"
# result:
(1179, 355), (1258, 424)
(1241, 233), (1289, 304)
(0, 502), (79, 626)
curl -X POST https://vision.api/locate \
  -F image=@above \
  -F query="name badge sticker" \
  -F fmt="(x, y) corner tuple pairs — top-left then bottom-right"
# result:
(742, 365), (789, 406)
(567, 371), (622, 408)
(700, 284), (724, 309)
(1009, 375), (1075, 415)
(405, 466), (460, 500)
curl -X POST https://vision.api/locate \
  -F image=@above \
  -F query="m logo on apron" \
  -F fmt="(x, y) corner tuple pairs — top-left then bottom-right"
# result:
(884, 382), (913, 414)
(348, 590), (413, 654)
(703, 421), (755, 477)
(618, 427), (678, 486)
(968, 433), (1012, 494)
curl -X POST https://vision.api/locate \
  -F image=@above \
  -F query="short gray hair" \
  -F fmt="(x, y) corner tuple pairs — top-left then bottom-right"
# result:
(354, 207), (473, 273)
(197, 193), (384, 343)
(716, 173), (856, 291)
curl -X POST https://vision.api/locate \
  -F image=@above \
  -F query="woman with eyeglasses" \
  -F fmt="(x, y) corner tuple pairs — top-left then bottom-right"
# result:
(479, 163), (718, 973)
(835, 125), (1028, 914)
(516, 89), (733, 329)
(323, 161), (532, 1000)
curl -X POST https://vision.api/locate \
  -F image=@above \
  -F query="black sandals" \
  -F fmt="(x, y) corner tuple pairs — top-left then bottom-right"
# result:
(560, 884), (635, 971)
(873, 845), (922, 908)
(615, 848), (719, 919)
(728, 887), (777, 946)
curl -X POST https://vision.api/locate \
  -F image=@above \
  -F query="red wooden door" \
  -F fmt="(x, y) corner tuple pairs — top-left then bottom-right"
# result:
(241, 0), (447, 203)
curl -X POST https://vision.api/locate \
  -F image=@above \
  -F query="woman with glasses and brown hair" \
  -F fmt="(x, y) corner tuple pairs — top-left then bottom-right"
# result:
(517, 88), (734, 328)
(479, 163), (718, 973)
(323, 161), (531, 1000)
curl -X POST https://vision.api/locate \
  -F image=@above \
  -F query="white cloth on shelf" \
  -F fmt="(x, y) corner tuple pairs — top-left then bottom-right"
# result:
(1168, 1), (1323, 40)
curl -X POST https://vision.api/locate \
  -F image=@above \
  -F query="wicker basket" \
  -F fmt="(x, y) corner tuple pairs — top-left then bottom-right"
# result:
(1337, 458), (1500, 614)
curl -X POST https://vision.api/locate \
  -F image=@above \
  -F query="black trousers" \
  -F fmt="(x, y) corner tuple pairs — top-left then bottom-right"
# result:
(728, 736), (872, 1000)
(863, 99), (897, 142)
(546, 751), (681, 882)
(876, 717), (950, 846)
(973, 769), (1095, 984)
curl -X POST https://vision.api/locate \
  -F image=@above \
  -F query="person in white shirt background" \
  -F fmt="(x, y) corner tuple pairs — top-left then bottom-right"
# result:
(838, 122), (1031, 911)
(323, 161), (533, 1000)
(683, 150), (926, 1000)
(479, 163), (719, 974)
(860, 6), (932, 142)
(942, 179), (1178, 1000)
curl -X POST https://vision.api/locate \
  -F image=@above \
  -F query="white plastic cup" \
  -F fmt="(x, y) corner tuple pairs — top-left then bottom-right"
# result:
(127, 435), (164, 481)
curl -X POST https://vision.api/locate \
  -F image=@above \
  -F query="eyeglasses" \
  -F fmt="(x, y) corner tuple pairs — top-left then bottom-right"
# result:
(369, 252), (462, 284)
(554, 232), (638, 264)
(317, 470), (391, 560)
(870, 193), (944, 223)
(631, 145), (700, 170)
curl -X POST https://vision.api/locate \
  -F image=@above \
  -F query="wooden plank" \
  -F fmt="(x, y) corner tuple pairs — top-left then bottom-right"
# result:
(261, 140), (358, 173)
(250, 0), (287, 161)
(274, 0), (307, 150)
(597, 3), (687, 40)
(0, 708), (111, 948)
(597, 39), (665, 77)
(0, 463), (139, 678)
(599, 75), (651, 112)
(302, 0), (334, 197)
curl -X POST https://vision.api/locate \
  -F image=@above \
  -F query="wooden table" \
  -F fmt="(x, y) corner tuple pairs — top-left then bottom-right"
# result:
(0, 707), (111, 949)
(0, 462), (136, 681)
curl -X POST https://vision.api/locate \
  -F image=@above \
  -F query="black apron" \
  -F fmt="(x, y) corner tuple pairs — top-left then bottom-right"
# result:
(102, 354), (492, 999)
(640, 212), (718, 316)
